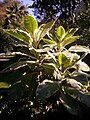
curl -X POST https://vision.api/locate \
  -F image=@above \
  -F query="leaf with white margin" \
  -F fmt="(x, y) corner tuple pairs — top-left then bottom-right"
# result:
(69, 45), (90, 53)
(75, 61), (90, 72)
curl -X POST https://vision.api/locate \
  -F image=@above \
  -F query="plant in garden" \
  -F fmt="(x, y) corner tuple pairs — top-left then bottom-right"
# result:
(0, 15), (55, 116)
(0, 15), (90, 117)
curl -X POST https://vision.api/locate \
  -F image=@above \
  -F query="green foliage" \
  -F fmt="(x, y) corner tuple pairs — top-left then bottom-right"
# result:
(31, 0), (81, 21)
(55, 26), (65, 41)
(75, 1), (90, 45)
(5, 29), (30, 44)
(24, 15), (38, 35)
(0, 15), (90, 118)
(0, 1), (28, 29)
(30, 0), (90, 47)
(0, 1), (28, 53)
(0, 82), (11, 89)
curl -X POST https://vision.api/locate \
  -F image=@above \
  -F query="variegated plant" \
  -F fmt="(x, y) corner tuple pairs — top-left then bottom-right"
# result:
(0, 15), (90, 116)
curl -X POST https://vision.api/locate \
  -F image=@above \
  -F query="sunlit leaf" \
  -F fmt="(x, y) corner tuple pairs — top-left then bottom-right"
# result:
(62, 36), (79, 47)
(69, 45), (90, 53)
(64, 28), (78, 39)
(0, 53), (14, 59)
(55, 26), (65, 41)
(5, 29), (30, 44)
(30, 47), (51, 53)
(38, 21), (55, 40)
(58, 53), (70, 70)
(63, 51), (80, 61)
(0, 82), (11, 88)
(43, 38), (56, 44)
(66, 78), (83, 90)
(75, 61), (90, 72)
(24, 15), (38, 35)
(58, 54), (62, 66)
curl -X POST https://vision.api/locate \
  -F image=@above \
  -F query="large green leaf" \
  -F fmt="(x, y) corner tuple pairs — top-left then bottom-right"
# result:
(36, 79), (60, 100)
(5, 29), (31, 44)
(24, 15), (38, 35)
(58, 53), (70, 71)
(55, 26), (65, 41)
